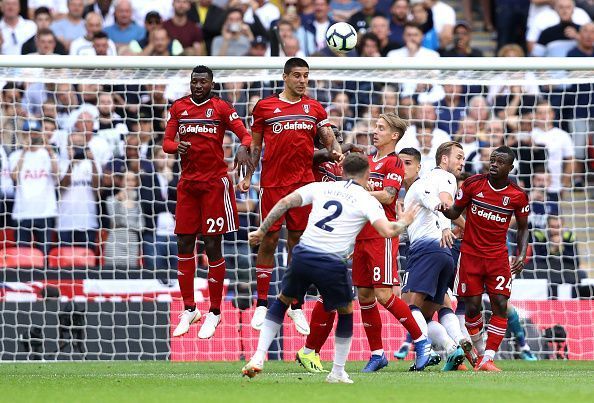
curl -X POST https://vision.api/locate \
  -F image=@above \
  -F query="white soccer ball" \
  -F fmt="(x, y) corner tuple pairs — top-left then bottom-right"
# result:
(325, 22), (358, 53)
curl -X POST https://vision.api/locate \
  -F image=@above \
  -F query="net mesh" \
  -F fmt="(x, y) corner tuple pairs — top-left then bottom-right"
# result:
(0, 66), (592, 361)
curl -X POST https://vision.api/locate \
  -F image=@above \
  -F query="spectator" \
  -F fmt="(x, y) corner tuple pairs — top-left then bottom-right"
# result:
(247, 35), (269, 56)
(465, 95), (491, 136)
(50, 0), (85, 52)
(163, 0), (204, 55)
(422, 0), (455, 49)
(130, 0), (173, 27)
(465, 118), (507, 173)
(282, 35), (304, 56)
(28, 0), (68, 21)
(411, 1), (439, 50)
(145, 27), (174, 56)
(330, 0), (361, 22)
(1, 83), (29, 149)
(0, 0), (37, 55)
(104, 171), (143, 271)
(104, 0), (146, 48)
(300, 0), (316, 16)
(92, 31), (112, 56)
(387, 22), (440, 57)
(495, 0), (529, 51)
(187, 0), (225, 55)
(144, 145), (179, 279)
(527, 0), (590, 53)
(567, 22), (594, 186)
(227, 0), (269, 40)
(57, 132), (100, 248)
(454, 116), (480, 157)
(211, 8), (254, 56)
(32, 28), (59, 56)
(83, 0), (115, 27)
(250, 0), (281, 32)
(532, 0), (581, 56)
(389, 0), (409, 45)
(70, 12), (117, 56)
(127, 11), (184, 56)
(530, 215), (587, 286)
(416, 125), (438, 176)
(381, 84), (398, 114)
(397, 102), (451, 152)
(96, 92), (129, 155)
(303, 0), (334, 52)
(272, 10), (315, 56)
(531, 100), (575, 197)
(22, 7), (67, 55)
(357, 31), (382, 56)
(529, 167), (560, 230)
(9, 129), (59, 255)
(370, 15), (403, 55)
(23, 30), (59, 117)
(462, 0), (494, 32)
(71, 111), (113, 169)
(440, 21), (484, 57)
(436, 83), (466, 135)
(348, 0), (385, 35)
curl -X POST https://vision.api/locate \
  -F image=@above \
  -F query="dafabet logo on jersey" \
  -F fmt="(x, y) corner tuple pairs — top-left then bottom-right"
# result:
(470, 204), (507, 223)
(179, 124), (216, 135)
(272, 121), (314, 134)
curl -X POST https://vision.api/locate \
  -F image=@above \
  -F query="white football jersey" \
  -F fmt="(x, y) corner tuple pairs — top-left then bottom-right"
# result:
(296, 180), (386, 256)
(404, 168), (457, 245)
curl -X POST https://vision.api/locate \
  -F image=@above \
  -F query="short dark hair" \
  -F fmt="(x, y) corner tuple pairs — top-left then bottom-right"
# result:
(36, 28), (55, 39)
(93, 31), (108, 40)
(399, 147), (422, 163)
(493, 145), (516, 164)
(192, 65), (214, 81)
(435, 141), (463, 166)
(284, 57), (309, 74)
(404, 22), (423, 32)
(343, 153), (369, 178)
(34, 6), (51, 18)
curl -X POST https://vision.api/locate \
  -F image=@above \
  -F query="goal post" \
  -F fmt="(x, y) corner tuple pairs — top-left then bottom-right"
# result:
(0, 56), (592, 361)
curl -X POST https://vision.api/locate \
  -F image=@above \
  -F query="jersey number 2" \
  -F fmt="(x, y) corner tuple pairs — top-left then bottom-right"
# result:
(314, 200), (343, 232)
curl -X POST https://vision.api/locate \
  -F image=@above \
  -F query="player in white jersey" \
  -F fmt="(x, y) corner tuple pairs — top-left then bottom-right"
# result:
(399, 143), (473, 371)
(241, 153), (420, 384)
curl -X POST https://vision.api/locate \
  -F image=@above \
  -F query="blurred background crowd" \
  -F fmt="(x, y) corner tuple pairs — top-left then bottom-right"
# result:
(0, 0), (592, 295)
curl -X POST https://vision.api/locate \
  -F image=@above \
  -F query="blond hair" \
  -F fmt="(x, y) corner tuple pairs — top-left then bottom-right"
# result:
(378, 112), (408, 141)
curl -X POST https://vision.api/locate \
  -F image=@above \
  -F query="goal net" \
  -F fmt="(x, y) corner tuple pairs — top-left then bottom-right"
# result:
(0, 56), (592, 361)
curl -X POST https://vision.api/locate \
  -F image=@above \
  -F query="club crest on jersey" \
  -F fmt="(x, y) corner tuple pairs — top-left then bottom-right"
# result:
(457, 188), (463, 200)
(206, 108), (213, 118)
(303, 104), (310, 114)
(503, 196), (510, 206)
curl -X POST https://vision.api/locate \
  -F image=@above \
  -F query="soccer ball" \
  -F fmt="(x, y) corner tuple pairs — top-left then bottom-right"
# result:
(325, 22), (358, 53)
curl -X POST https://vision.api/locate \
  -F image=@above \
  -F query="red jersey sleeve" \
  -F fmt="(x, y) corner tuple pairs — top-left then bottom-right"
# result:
(383, 156), (405, 192)
(314, 101), (331, 129)
(250, 100), (265, 134)
(220, 99), (252, 147)
(515, 190), (530, 218)
(163, 102), (179, 154)
(454, 176), (475, 209)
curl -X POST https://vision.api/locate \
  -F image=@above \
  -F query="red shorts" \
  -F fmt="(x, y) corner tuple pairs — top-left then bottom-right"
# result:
(260, 183), (312, 232)
(454, 252), (512, 298)
(175, 176), (239, 236)
(352, 237), (400, 288)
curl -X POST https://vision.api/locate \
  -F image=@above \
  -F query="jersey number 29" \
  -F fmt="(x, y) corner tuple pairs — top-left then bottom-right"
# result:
(314, 200), (343, 232)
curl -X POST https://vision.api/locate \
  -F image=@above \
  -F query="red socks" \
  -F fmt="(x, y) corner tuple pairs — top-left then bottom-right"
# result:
(207, 257), (226, 314)
(178, 253), (196, 309)
(465, 313), (484, 335)
(305, 299), (336, 353)
(382, 294), (423, 340)
(360, 301), (383, 351)
(486, 315), (508, 353)
(255, 264), (274, 303)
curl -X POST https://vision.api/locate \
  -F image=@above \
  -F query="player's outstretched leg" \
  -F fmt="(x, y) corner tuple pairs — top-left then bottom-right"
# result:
(426, 321), (465, 371)
(507, 304), (537, 361)
(455, 300), (478, 366)
(173, 237), (202, 337)
(297, 299), (335, 373)
(242, 299), (290, 378)
(326, 310), (354, 384)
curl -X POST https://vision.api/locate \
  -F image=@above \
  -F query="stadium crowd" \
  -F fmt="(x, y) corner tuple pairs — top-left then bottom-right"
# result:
(0, 0), (591, 291)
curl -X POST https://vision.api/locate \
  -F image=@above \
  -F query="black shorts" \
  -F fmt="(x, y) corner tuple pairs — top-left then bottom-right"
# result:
(281, 244), (354, 311)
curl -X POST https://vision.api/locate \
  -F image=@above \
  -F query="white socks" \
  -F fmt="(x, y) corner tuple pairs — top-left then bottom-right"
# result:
(411, 309), (428, 337)
(440, 310), (466, 344)
(252, 318), (282, 363)
(428, 320), (457, 355)
(332, 336), (352, 375)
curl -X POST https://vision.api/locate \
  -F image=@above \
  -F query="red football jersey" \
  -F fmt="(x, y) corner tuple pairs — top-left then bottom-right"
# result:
(251, 94), (330, 187)
(455, 174), (530, 258)
(163, 95), (251, 182)
(357, 153), (405, 240)
(313, 159), (343, 182)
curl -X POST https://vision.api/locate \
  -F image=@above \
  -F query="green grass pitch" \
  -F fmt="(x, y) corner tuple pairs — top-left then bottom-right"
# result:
(1, 360), (593, 403)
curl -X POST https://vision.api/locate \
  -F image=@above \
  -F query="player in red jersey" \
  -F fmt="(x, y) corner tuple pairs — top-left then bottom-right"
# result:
(353, 113), (431, 373)
(248, 57), (342, 333)
(439, 146), (530, 371)
(163, 65), (253, 340)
